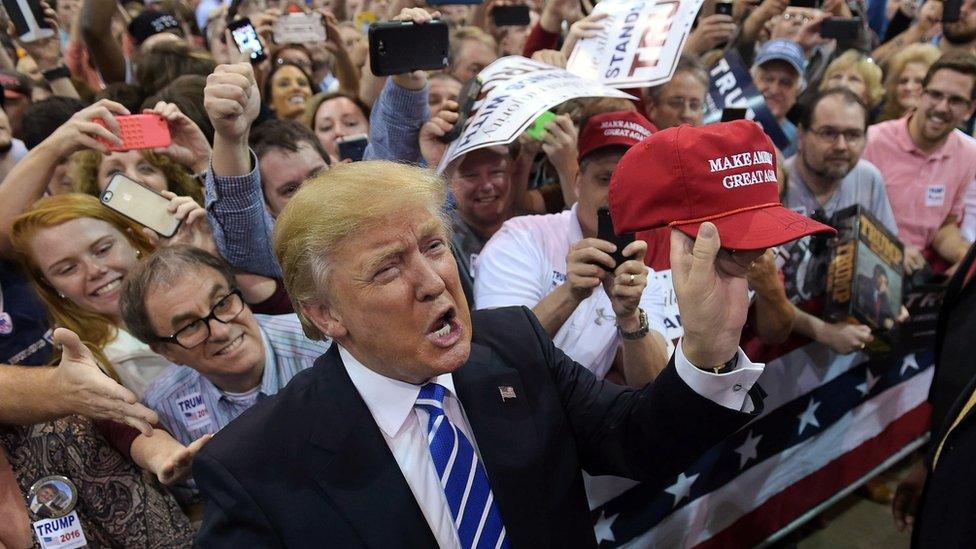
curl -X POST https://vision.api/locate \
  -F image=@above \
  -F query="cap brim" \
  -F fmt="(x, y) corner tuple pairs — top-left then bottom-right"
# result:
(675, 205), (836, 250)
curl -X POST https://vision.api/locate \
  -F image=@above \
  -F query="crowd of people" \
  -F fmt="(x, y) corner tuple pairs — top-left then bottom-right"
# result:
(0, 0), (975, 545)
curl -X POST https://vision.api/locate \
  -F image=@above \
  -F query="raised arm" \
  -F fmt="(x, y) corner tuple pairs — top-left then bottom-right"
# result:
(203, 63), (282, 278)
(0, 99), (128, 257)
(80, 0), (126, 84)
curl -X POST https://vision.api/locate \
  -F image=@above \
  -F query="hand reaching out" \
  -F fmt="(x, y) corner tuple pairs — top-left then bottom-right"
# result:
(52, 328), (159, 436)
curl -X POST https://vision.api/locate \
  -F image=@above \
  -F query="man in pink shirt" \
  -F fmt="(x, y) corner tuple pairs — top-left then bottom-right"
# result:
(863, 52), (976, 274)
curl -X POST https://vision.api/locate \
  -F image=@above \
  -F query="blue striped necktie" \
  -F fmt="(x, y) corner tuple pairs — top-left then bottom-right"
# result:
(415, 382), (509, 549)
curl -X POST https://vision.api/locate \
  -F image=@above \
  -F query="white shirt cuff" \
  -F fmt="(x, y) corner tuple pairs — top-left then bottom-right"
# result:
(673, 339), (765, 413)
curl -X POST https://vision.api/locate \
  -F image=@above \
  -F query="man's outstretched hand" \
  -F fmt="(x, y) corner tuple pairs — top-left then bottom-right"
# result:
(53, 328), (159, 435)
(670, 223), (751, 369)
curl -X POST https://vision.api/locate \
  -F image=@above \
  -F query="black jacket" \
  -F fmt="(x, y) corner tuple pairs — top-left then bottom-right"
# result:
(914, 242), (976, 548)
(193, 306), (760, 548)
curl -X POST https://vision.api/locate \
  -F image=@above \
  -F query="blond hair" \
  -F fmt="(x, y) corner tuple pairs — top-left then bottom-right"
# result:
(820, 50), (885, 108)
(879, 43), (941, 122)
(11, 194), (156, 377)
(273, 161), (449, 340)
(451, 26), (498, 62)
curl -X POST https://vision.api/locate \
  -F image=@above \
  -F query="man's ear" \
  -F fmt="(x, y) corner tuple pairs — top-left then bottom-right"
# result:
(300, 299), (348, 340)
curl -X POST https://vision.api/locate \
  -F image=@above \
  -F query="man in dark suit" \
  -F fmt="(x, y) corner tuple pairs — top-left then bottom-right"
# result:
(196, 73), (836, 547)
(893, 242), (976, 546)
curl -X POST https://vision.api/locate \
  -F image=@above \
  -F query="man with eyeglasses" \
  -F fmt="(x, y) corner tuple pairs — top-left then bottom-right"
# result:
(119, 246), (328, 447)
(780, 88), (898, 355)
(642, 54), (709, 130)
(864, 52), (976, 274)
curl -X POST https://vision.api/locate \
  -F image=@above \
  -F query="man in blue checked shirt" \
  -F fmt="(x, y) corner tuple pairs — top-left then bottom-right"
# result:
(118, 246), (328, 447)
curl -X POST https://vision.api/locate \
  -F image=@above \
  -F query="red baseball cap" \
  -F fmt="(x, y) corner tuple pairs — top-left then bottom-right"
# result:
(577, 111), (656, 160)
(608, 120), (835, 250)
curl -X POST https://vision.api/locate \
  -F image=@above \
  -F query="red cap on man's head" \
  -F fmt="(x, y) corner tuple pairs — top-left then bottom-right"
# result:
(608, 120), (835, 250)
(577, 111), (656, 160)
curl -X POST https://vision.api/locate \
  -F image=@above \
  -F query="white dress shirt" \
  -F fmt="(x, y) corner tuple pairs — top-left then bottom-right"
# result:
(338, 341), (763, 548)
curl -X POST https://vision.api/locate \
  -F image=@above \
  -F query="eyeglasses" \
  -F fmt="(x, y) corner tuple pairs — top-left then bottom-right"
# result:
(663, 97), (703, 112)
(154, 289), (245, 349)
(808, 126), (866, 144)
(922, 88), (972, 110)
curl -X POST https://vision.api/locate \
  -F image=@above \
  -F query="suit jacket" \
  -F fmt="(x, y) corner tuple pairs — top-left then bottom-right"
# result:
(914, 242), (976, 547)
(193, 306), (760, 548)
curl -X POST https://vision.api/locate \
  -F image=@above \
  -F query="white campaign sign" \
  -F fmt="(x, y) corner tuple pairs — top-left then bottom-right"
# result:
(436, 56), (632, 173)
(566, 0), (704, 88)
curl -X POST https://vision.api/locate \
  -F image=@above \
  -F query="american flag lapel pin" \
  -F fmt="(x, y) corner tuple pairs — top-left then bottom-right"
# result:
(498, 386), (516, 402)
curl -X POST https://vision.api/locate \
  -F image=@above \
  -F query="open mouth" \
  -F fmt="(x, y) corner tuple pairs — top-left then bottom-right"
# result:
(91, 277), (122, 297)
(215, 334), (244, 357)
(427, 307), (461, 348)
(474, 195), (498, 205)
(288, 94), (307, 106)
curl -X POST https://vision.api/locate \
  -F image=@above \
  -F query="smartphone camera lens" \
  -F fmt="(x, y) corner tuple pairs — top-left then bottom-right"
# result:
(377, 40), (386, 55)
(101, 191), (113, 202)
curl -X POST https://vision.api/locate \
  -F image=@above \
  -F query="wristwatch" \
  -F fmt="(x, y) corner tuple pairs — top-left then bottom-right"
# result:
(710, 353), (739, 374)
(617, 308), (649, 340)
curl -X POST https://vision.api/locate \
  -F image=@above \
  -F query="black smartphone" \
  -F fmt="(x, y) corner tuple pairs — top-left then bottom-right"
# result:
(789, 0), (821, 8)
(944, 0), (963, 23)
(369, 20), (449, 77)
(440, 76), (483, 143)
(336, 133), (369, 162)
(227, 18), (267, 63)
(597, 207), (636, 271)
(819, 17), (861, 40)
(715, 1), (733, 16)
(721, 107), (748, 121)
(2, 0), (54, 42)
(492, 5), (530, 26)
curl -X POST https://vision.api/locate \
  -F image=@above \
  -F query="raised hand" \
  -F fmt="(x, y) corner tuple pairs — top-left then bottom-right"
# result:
(52, 328), (159, 436)
(420, 99), (459, 167)
(605, 240), (649, 325)
(40, 99), (129, 156)
(156, 434), (213, 485)
(146, 101), (212, 174)
(670, 223), (751, 369)
(205, 63), (262, 143)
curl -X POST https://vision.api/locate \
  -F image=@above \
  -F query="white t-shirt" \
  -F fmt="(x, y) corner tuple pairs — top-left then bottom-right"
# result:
(474, 206), (667, 380)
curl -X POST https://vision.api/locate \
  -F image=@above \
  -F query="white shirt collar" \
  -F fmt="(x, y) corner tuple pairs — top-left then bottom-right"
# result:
(338, 344), (458, 438)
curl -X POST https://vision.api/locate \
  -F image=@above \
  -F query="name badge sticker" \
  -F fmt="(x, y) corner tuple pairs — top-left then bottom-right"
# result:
(175, 391), (212, 431)
(33, 511), (87, 549)
(926, 184), (946, 207)
(27, 476), (86, 549)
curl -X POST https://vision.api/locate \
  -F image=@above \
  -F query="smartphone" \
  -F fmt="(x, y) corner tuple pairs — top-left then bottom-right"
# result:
(94, 114), (171, 152)
(336, 134), (369, 162)
(715, 1), (733, 16)
(525, 111), (556, 141)
(597, 207), (636, 271)
(789, 0), (821, 8)
(492, 5), (530, 26)
(228, 18), (267, 63)
(274, 12), (325, 44)
(721, 107), (748, 121)
(2, 0), (54, 42)
(440, 76), (483, 144)
(368, 20), (449, 76)
(944, 0), (963, 23)
(101, 174), (181, 238)
(819, 17), (861, 40)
